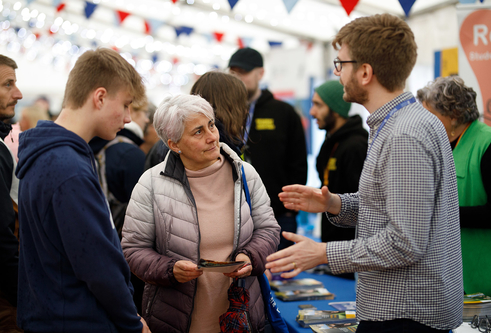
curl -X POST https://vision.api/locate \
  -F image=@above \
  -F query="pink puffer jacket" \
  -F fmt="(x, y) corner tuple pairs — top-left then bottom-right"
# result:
(122, 143), (280, 333)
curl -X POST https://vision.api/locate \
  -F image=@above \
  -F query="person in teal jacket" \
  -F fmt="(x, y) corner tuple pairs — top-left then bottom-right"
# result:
(418, 76), (491, 296)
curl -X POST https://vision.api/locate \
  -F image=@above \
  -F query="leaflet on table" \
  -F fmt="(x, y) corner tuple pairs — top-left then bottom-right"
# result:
(296, 309), (356, 327)
(464, 293), (491, 303)
(310, 323), (358, 332)
(328, 301), (356, 311)
(275, 288), (335, 302)
(270, 278), (324, 291)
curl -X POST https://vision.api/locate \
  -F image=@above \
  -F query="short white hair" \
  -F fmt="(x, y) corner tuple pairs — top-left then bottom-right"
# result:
(154, 94), (215, 147)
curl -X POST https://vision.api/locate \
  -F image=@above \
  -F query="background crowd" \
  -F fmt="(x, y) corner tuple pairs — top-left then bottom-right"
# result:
(0, 10), (490, 333)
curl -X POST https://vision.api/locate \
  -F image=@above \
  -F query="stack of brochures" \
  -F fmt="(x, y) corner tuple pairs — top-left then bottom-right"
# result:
(296, 309), (357, 328)
(463, 293), (491, 321)
(270, 278), (324, 292)
(310, 323), (358, 332)
(275, 288), (335, 302)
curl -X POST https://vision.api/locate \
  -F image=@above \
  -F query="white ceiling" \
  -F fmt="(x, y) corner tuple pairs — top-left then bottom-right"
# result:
(2, 0), (462, 58)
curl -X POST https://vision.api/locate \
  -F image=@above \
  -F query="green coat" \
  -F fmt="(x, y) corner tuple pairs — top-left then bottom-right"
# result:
(454, 120), (491, 295)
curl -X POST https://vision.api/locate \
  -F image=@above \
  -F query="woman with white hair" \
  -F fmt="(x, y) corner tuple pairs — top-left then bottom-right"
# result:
(121, 94), (280, 333)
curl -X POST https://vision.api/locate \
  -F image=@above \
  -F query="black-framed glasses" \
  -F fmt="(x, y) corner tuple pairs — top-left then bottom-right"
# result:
(471, 315), (491, 333)
(334, 57), (357, 72)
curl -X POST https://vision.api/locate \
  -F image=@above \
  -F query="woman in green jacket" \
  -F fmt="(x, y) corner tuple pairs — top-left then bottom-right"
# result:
(418, 76), (491, 296)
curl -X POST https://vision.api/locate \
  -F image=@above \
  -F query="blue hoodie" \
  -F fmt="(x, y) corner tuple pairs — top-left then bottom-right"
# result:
(15, 121), (142, 333)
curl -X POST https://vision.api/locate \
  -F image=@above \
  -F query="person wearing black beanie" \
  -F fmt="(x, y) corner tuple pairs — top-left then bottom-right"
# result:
(310, 80), (367, 265)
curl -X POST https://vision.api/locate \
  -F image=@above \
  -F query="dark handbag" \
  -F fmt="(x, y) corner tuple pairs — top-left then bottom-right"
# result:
(241, 166), (289, 333)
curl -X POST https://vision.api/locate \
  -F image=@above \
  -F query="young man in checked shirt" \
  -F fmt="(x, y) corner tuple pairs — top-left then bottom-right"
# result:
(266, 14), (463, 333)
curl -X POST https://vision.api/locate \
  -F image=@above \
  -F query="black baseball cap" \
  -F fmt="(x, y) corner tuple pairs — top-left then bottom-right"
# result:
(228, 47), (263, 72)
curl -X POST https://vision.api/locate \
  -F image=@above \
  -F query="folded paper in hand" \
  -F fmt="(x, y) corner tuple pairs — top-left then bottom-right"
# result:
(198, 259), (247, 273)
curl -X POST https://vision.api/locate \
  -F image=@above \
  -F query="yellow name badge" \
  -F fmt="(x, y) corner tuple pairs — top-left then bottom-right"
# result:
(255, 118), (275, 130)
(327, 158), (337, 171)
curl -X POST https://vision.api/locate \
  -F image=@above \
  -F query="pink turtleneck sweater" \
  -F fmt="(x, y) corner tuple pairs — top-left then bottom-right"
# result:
(186, 155), (235, 333)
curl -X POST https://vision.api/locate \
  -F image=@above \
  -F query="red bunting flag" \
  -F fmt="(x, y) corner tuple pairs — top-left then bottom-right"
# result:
(339, 0), (359, 16)
(213, 32), (224, 42)
(238, 37), (244, 49)
(116, 10), (131, 24)
(171, 0), (178, 3)
(144, 20), (151, 34)
(56, 3), (65, 12)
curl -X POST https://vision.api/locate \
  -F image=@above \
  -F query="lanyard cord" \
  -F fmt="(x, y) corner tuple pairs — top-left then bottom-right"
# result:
(367, 97), (416, 158)
(454, 122), (471, 149)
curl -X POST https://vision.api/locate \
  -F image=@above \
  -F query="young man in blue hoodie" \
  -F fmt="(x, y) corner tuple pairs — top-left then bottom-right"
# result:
(15, 48), (151, 333)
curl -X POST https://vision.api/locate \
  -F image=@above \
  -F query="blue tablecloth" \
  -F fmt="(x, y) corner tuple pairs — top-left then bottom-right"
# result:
(272, 271), (357, 333)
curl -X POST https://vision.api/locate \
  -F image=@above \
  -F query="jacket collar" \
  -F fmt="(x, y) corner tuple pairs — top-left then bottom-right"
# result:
(0, 121), (12, 140)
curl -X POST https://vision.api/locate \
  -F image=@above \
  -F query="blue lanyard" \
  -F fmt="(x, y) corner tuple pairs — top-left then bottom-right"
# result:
(367, 97), (416, 157)
(244, 100), (256, 143)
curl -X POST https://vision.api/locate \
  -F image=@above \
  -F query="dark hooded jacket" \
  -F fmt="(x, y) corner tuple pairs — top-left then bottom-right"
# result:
(0, 121), (18, 306)
(15, 120), (142, 333)
(89, 128), (145, 203)
(244, 89), (308, 217)
(316, 115), (368, 243)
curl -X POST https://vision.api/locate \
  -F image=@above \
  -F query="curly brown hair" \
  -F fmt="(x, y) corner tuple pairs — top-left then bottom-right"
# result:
(418, 76), (479, 125)
(190, 71), (248, 145)
(332, 13), (417, 92)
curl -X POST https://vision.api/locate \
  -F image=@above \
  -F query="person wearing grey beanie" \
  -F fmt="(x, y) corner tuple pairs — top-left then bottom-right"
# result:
(310, 80), (368, 262)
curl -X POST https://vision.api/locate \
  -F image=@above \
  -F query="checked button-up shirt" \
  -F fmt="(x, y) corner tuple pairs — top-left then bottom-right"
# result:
(326, 92), (463, 330)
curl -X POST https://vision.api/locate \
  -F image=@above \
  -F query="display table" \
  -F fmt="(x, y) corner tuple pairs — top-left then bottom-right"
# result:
(271, 271), (471, 333)
(271, 271), (356, 333)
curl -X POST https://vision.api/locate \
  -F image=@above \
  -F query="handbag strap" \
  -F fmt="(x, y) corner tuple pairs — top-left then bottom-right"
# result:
(240, 164), (290, 333)
(241, 165), (251, 214)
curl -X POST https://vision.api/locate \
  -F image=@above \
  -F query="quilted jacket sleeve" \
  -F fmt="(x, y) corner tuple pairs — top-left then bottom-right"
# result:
(236, 162), (281, 276)
(121, 170), (178, 286)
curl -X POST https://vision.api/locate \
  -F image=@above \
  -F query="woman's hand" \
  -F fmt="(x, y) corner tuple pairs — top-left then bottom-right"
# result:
(173, 260), (203, 283)
(224, 253), (252, 279)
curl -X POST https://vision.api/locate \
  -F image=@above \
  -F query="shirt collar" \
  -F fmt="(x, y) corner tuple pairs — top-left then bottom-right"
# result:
(367, 92), (414, 130)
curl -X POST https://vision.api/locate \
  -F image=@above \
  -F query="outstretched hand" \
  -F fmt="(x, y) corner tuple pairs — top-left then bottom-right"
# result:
(265, 232), (328, 279)
(278, 185), (340, 215)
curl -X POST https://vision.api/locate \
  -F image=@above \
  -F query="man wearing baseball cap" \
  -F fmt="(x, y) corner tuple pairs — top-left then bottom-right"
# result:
(310, 80), (367, 258)
(229, 47), (308, 250)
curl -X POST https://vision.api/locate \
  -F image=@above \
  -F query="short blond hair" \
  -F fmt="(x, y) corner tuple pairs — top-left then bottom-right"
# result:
(62, 48), (145, 109)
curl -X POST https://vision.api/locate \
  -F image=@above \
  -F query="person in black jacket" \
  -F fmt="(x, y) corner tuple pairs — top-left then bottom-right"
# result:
(228, 47), (308, 250)
(0, 54), (23, 332)
(310, 80), (368, 253)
